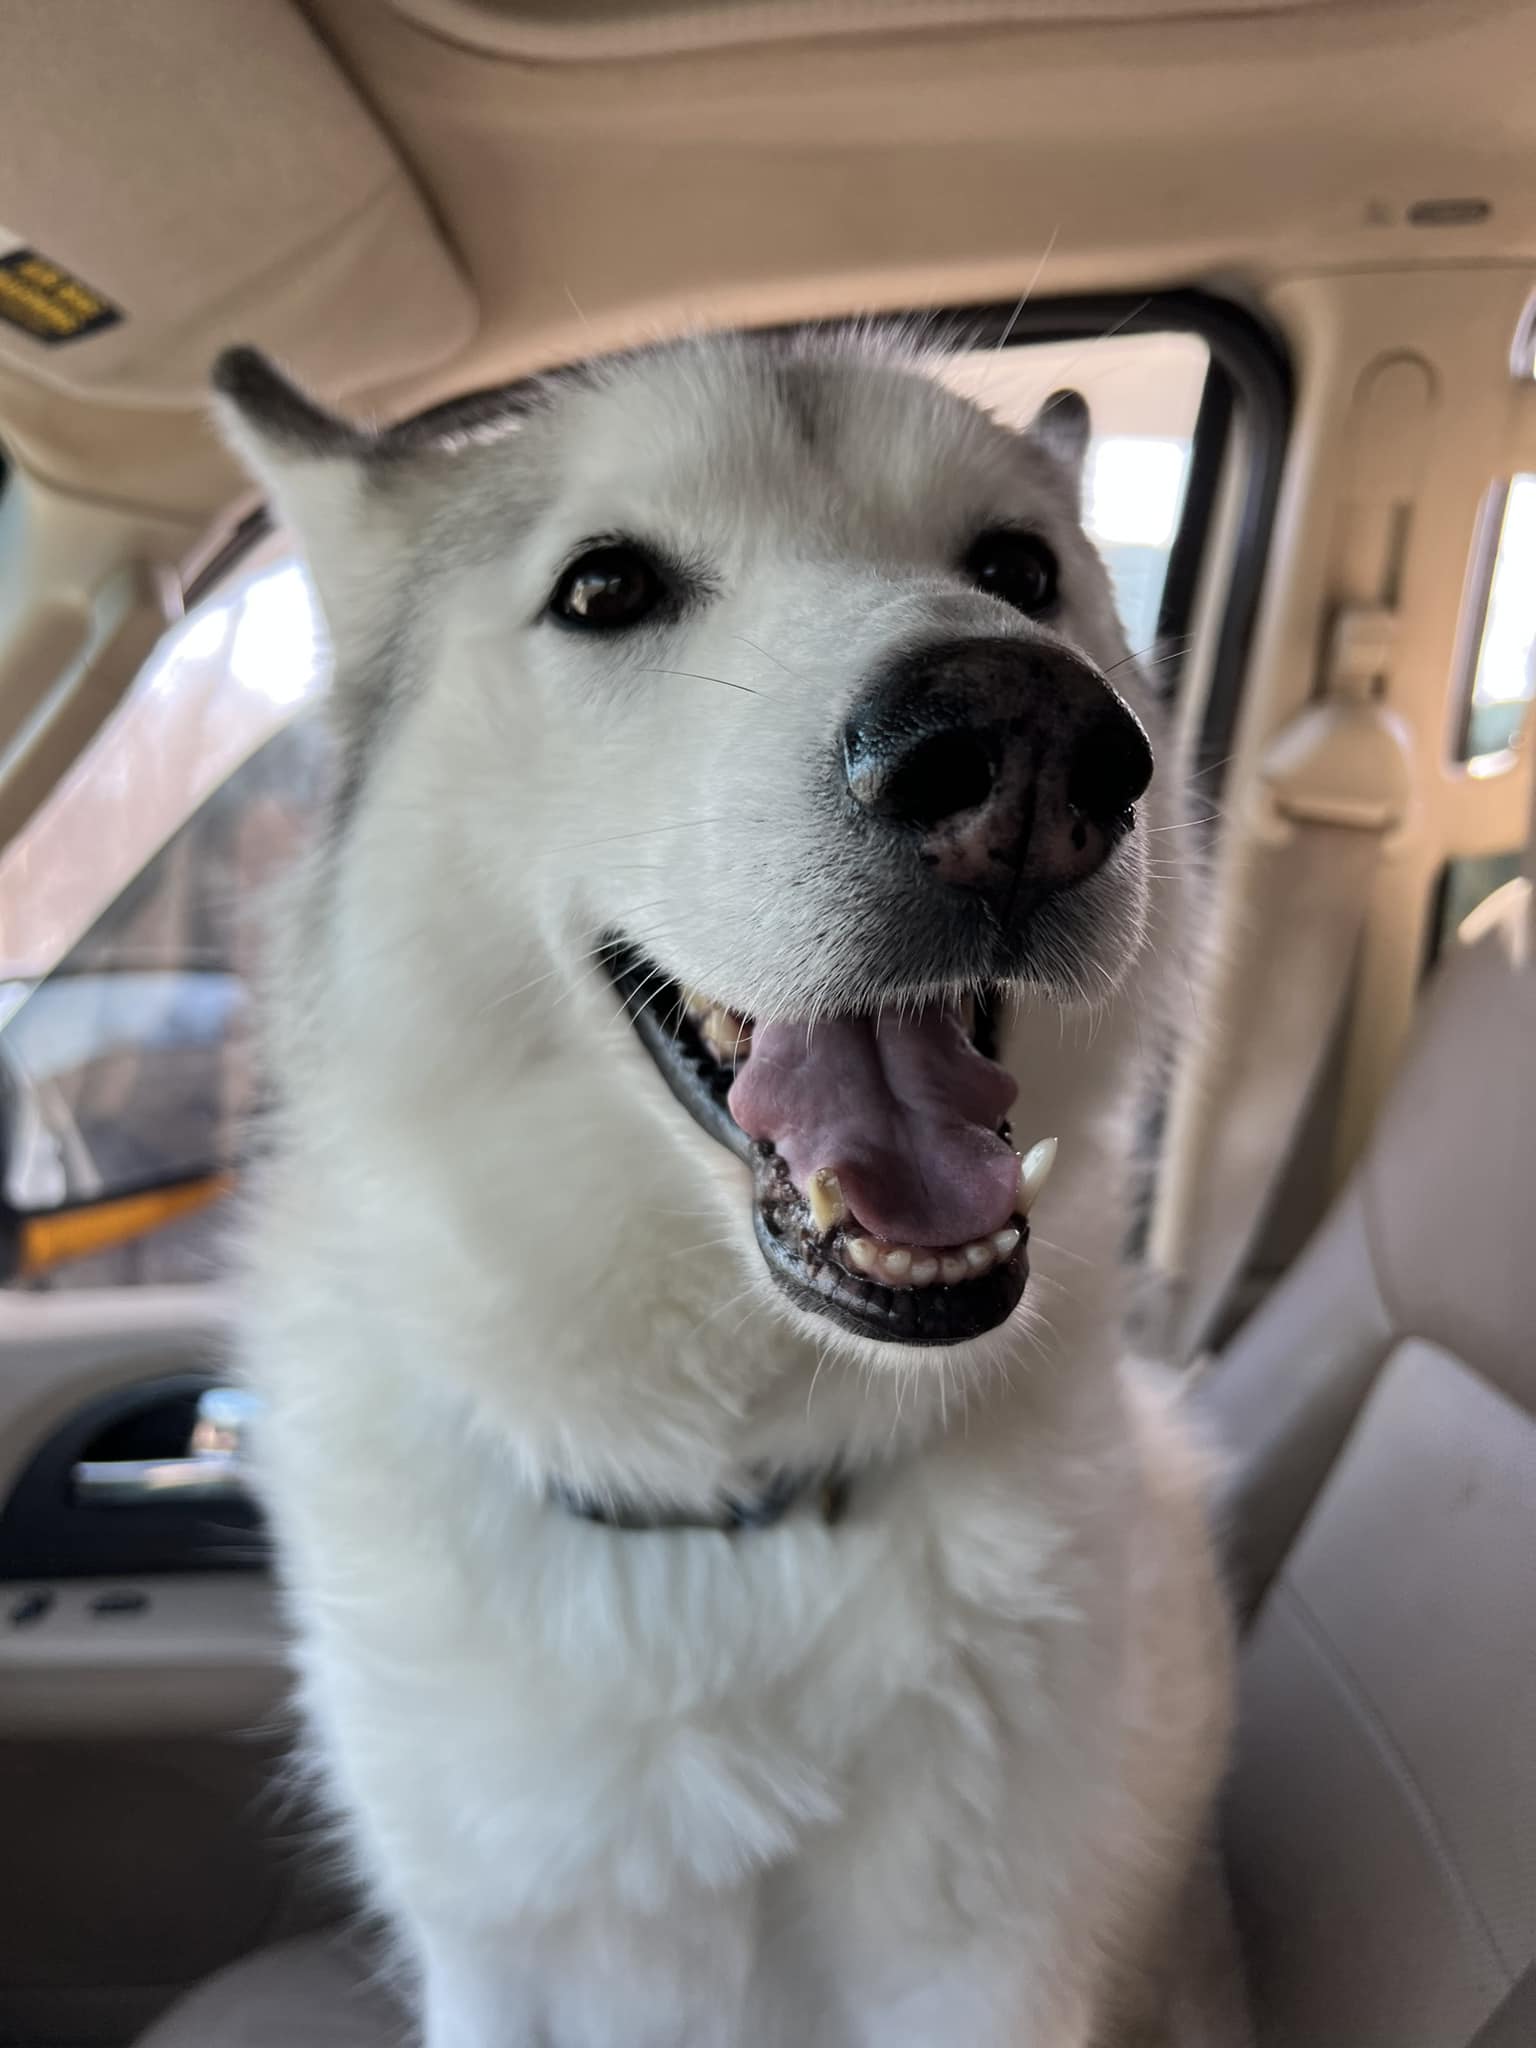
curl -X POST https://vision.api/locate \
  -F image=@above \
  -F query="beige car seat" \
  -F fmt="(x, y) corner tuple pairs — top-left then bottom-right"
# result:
(1202, 901), (1536, 2048)
(137, 907), (1536, 2048)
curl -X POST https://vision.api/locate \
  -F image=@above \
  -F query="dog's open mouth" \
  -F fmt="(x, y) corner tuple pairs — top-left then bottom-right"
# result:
(608, 942), (1055, 1346)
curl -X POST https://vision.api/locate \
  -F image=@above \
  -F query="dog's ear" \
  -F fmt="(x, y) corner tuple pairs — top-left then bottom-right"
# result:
(212, 348), (404, 677)
(212, 347), (367, 467)
(1027, 388), (1091, 501)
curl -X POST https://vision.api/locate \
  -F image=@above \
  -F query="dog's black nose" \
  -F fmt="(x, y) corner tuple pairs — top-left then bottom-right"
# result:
(842, 637), (1152, 908)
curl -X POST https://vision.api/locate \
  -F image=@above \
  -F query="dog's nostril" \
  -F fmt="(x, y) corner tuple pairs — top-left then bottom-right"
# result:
(855, 728), (997, 832)
(1065, 708), (1155, 829)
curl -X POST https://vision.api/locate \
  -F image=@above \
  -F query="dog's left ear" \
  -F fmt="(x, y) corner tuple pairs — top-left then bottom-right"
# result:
(211, 348), (405, 684)
(1027, 388), (1091, 502)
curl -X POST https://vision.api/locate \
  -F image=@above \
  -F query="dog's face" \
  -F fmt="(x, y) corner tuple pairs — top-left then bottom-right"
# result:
(219, 335), (1167, 1357)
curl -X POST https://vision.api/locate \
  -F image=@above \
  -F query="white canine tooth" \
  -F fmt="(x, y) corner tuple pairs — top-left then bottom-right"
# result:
(909, 1253), (940, 1286)
(846, 1235), (879, 1274)
(1017, 1136), (1059, 1216)
(701, 1007), (751, 1063)
(940, 1252), (969, 1285)
(991, 1226), (1021, 1260)
(807, 1167), (848, 1233)
(879, 1247), (913, 1282)
(963, 1241), (995, 1275)
(680, 985), (712, 1021)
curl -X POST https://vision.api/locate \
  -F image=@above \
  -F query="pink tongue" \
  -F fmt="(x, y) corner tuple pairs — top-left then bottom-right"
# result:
(727, 1006), (1020, 1246)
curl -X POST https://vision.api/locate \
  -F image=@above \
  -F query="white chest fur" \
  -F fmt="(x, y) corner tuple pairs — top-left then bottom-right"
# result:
(252, 1317), (1222, 2047)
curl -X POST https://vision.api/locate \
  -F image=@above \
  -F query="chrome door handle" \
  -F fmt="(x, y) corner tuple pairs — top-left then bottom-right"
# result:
(71, 1386), (259, 1508)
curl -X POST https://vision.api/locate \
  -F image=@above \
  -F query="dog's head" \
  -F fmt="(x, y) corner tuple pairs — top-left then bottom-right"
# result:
(218, 333), (1171, 1359)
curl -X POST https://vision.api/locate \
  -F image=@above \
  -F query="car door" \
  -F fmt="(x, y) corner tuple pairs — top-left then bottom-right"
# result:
(0, 539), (347, 2048)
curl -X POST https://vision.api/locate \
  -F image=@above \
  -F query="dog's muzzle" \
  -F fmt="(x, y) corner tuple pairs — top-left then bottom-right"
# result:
(842, 635), (1152, 933)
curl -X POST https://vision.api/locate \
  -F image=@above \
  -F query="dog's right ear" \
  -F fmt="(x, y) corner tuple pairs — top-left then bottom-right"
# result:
(212, 348), (401, 673)
(212, 348), (367, 468)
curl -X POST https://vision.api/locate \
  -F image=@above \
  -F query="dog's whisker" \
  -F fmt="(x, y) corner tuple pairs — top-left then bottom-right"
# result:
(637, 666), (764, 699)
(542, 814), (738, 857)
(661, 1234), (746, 1260)
(1027, 295), (1156, 395)
(1028, 1234), (1095, 1270)
(973, 226), (1061, 404)
(691, 1280), (764, 1332)
(479, 960), (567, 1014)
(729, 632), (808, 683)
(1107, 636), (1193, 674)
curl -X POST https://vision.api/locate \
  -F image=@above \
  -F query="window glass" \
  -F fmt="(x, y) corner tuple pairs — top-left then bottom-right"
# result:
(0, 533), (324, 982)
(0, 544), (329, 1289)
(939, 331), (1209, 656)
(1459, 474), (1536, 767)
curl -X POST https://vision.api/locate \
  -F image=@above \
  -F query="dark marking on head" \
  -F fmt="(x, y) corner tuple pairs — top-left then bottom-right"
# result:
(212, 347), (366, 458)
(324, 613), (418, 846)
(326, 728), (373, 849)
(774, 362), (822, 451)
(307, 625), (417, 941)
(374, 375), (554, 460)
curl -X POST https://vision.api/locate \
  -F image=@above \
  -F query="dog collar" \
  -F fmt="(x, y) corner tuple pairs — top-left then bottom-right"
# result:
(551, 1467), (850, 1534)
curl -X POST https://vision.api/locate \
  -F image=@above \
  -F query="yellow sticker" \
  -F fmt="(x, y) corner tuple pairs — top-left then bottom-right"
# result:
(0, 246), (121, 345)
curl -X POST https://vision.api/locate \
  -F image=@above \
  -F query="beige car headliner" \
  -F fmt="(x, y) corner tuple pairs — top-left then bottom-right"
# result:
(0, 0), (1534, 527)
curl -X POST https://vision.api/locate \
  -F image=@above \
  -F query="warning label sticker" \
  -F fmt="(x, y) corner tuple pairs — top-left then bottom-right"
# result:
(0, 241), (122, 345)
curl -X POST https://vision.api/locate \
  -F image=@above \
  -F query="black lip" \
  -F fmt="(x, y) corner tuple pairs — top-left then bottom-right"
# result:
(606, 940), (1030, 1347)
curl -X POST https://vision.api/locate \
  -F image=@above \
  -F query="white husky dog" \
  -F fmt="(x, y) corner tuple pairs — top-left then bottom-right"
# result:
(216, 330), (1233, 2048)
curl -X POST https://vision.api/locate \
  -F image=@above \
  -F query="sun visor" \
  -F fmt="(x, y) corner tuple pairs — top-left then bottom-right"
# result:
(387, 0), (1344, 61)
(0, 0), (476, 408)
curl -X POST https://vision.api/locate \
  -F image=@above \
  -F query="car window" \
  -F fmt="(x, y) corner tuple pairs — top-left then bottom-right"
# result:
(1433, 461), (1535, 959)
(940, 330), (1209, 660)
(0, 545), (329, 1289)
(1, 313), (1260, 1292)
(1459, 473), (1536, 766)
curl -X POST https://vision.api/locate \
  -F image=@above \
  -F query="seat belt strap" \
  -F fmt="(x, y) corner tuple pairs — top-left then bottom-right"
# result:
(1147, 630), (1412, 1365)
(1160, 819), (1382, 1363)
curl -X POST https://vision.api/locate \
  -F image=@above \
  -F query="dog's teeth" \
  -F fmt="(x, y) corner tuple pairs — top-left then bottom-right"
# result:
(684, 990), (751, 1062)
(847, 1234), (1010, 1288)
(699, 1006), (751, 1063)
(807, 1168), (848, 1234)
(1017, 1137), (1058, 1216)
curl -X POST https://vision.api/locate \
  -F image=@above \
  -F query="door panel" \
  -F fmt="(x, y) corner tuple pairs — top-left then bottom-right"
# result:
(0, 1732), (345, 2048)
(0, 1288), (341, 2046)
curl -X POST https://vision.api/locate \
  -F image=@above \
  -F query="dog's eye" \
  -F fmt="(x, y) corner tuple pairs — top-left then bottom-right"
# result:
(550, 545), (668, 631)
(962, 530), (1060, 617)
